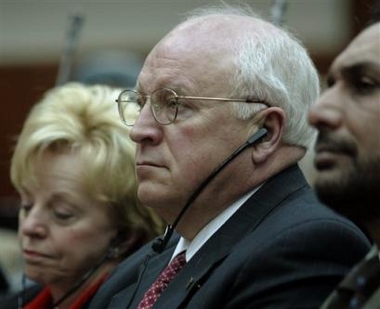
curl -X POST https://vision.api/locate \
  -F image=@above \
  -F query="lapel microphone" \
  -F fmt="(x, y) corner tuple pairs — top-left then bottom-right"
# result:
(151, 127), (268, 253)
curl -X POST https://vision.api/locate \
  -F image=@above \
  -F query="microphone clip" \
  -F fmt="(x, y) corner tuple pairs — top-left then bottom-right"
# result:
(151, 225), (174, 253)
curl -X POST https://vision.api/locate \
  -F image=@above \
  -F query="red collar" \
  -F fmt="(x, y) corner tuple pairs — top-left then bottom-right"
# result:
(24, 274), (108, 309)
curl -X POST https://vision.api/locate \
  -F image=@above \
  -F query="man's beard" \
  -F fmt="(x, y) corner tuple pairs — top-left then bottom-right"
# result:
(314, 156), (380, 226)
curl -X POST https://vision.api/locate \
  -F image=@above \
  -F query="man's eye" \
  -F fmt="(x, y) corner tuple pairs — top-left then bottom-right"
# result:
(353, 77), (378, 94)
(20, 203), (33, 213)
(326, 75), (335, 88)
(136, 96), (145, 109)
(165, 98), (178, 110)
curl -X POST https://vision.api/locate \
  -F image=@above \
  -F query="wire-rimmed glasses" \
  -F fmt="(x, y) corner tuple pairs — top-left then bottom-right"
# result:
(116, 88), (268, 126)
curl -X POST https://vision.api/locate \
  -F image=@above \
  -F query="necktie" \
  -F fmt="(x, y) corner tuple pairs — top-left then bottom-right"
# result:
(137, 251), (187, 309)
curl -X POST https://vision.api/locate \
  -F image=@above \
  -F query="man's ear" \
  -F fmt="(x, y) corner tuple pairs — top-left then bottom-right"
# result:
(251, 107), (286, 164)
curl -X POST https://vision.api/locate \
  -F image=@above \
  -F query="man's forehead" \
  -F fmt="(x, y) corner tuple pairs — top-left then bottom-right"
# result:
(330, 23), (380, 75)
(166, 14), (274, 45)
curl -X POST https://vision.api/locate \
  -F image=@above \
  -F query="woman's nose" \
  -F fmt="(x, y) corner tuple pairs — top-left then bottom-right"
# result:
(20, 207), (47, 239)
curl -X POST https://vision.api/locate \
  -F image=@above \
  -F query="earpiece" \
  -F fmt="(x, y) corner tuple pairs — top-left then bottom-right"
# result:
(106, 231), (125, 259)
(107, 246), (121, 259)
(247, 128), (268, 145)
(151, 237), (164, 253)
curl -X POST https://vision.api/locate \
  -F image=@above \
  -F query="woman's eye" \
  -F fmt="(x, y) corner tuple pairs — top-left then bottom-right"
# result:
(52, 202), (76, 221)
(54, 211), (74, 221)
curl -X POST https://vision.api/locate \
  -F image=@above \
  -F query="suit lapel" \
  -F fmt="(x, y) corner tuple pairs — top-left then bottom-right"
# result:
(108, 165), (307, 308)
(152, 164), (308, 308)
(108, 241), (176, 308)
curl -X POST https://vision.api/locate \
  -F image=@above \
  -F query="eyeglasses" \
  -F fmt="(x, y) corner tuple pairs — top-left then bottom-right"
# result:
(116, 88), (268, 126)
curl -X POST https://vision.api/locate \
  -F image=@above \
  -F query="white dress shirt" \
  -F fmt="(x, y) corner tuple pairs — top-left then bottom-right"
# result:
(171, 185), (262, 262)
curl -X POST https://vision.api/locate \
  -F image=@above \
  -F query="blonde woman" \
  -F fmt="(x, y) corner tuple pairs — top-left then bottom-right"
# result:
(5, 82), (164, 309)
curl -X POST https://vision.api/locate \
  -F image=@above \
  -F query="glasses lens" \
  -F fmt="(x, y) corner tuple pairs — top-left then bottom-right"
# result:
(117, 90), (141, 126)
(151, 88), (178, 125)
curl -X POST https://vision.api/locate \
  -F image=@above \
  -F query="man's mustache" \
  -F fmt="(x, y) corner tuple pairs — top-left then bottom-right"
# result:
(315, 129), (357, 157)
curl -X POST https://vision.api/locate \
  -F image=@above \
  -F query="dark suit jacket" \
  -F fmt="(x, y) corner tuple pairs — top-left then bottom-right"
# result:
(0, 267), (9, 295)
(1, 283), (42, 309)
(89, 164), (371, 309)
(321, 245), (380, 309)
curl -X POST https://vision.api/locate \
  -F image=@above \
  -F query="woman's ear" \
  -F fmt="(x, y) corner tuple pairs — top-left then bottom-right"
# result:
(251, 107), (286, 164)
(107, 230), (143, 260)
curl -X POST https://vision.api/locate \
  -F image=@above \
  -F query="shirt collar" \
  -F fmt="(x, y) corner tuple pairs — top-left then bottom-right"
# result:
(172, 184), (263, 262)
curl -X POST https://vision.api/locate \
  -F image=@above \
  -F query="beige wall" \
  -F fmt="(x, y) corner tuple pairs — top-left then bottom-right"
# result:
(0, 0), (352, 66)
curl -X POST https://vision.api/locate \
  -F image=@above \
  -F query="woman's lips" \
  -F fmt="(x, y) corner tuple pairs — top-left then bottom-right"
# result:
(23, 249), (51, 262)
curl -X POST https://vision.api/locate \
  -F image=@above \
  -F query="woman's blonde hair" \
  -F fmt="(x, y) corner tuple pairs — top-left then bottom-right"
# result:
(11, 82), (164, 254)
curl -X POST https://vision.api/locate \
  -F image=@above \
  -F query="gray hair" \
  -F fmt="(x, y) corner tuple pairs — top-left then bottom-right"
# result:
(186, 4), (320, 149)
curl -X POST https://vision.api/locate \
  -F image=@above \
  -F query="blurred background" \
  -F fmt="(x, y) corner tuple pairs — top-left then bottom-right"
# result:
(0, 0), (377, 223)
(0, 0), (377, 291)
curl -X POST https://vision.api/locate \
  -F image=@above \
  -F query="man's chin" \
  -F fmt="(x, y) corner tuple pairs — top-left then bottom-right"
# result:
(137, 184), (175, 209)
(314, 176), (380, 228)
(313, 166), (344, 189)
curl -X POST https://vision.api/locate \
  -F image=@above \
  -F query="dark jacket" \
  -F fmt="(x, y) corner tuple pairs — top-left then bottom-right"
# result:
(87, 165), (373, 308)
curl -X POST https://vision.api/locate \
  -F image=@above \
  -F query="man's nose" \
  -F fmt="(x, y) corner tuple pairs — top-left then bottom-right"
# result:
(308, 88), (343, 130)
(130, 101), (163, 145)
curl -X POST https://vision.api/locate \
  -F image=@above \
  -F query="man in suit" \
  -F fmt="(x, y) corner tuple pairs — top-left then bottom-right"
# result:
(308, 15), (380, 309)
(89, 5), (371, 309)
